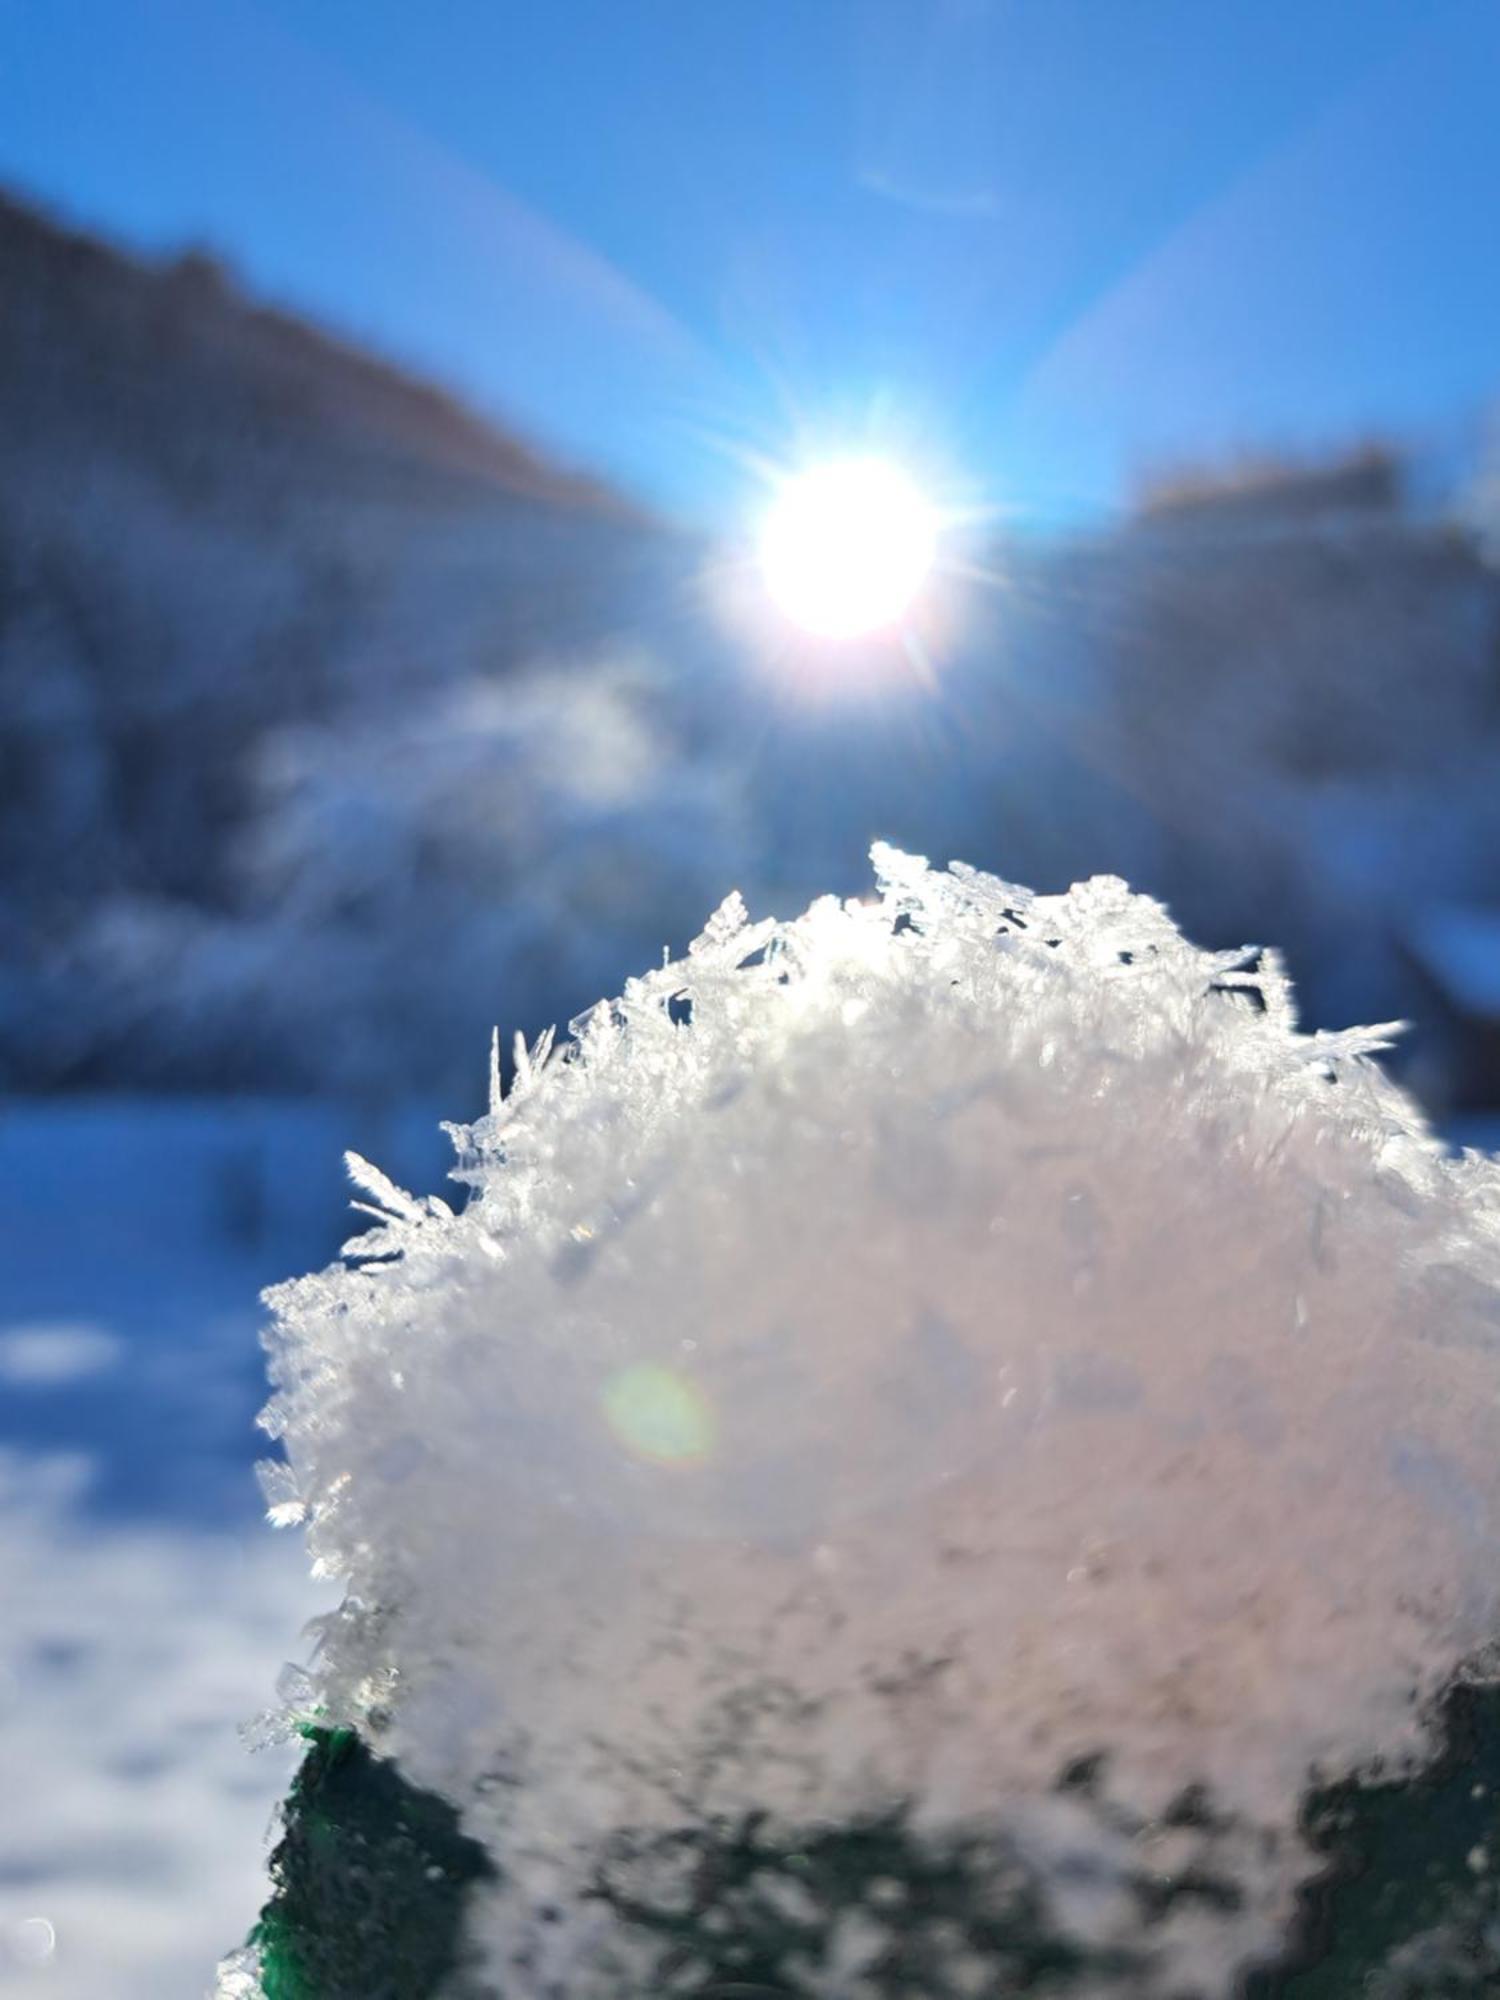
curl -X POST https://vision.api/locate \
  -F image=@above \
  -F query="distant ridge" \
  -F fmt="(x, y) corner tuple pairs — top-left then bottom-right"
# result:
(0, 185), (637, 518)
(1133, 440), (1403, 528)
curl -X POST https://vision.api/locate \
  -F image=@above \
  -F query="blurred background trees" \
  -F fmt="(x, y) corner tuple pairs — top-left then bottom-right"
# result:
(3, 187), (1498, 1117)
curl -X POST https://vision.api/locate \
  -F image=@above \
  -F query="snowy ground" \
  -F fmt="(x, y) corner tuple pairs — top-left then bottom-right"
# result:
(0, 1098), (449, 1999)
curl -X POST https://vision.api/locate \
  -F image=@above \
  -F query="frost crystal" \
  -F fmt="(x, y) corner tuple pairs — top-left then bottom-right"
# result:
(210, 1946), (263, 1998)
(259, 846), (1500, 1996)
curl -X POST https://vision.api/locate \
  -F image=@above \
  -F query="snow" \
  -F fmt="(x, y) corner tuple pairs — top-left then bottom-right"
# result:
(0, 1099), (349, 1999)
(0, 1461), (319, 2000)
(0, 1324), (122, 1387)
(258, 846), (1500, 1996)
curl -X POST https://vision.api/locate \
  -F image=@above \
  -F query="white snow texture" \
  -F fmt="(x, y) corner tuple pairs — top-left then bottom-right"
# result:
(257, 846), (1500, 1995)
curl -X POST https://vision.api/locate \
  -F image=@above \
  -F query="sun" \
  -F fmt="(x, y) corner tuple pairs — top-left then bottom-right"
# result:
(757, 457), (940, 640)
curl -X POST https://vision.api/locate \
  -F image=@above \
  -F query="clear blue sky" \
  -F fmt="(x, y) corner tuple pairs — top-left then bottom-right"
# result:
(2, 0), (1498, 525)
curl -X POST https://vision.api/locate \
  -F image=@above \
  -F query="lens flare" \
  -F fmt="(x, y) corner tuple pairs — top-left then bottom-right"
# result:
(602, 1363), (715, 1466)
(757, 458), (939, 640)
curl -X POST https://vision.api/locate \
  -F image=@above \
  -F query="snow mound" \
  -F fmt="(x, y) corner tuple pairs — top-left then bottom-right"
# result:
(258, 846), (1500, 1995)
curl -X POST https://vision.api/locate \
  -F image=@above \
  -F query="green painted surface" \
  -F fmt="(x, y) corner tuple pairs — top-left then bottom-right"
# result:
(1254, 1682), (1500, 1998)
(251, 1726), (495, 2000)
(247, 1686), (1500, 1996)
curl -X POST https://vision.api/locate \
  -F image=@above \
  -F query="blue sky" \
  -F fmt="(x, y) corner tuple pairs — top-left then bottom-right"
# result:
(2, 0), (1498, 525)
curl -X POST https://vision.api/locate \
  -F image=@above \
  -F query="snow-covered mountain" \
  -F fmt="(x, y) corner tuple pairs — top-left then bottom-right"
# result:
(0, 185), (688, 904)
(0, 191), (733, 1092)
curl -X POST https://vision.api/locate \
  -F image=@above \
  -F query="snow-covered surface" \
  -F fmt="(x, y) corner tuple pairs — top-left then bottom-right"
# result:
(0, 1100), (356, 1999)
(0, 1463), (317, 1999)
(261, 848), (1500, 1996)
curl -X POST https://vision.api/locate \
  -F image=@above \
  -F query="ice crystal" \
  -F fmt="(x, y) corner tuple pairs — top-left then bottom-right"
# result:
(256, 846), (1500, 1995)
(210, 1945), (263, 1998)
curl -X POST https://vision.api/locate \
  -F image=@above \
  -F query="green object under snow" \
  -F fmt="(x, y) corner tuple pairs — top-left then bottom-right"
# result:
(248, 1684), (1500, 1997)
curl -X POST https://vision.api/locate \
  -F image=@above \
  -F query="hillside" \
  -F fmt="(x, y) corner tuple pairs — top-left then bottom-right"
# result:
(0, 190), (681, 933)
(0, 190), (628, 510)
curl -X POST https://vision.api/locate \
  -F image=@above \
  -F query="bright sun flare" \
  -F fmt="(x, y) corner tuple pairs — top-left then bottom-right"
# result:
(757, 458), (939, 641)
